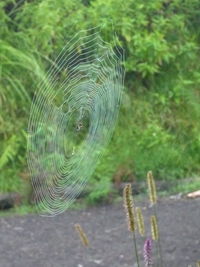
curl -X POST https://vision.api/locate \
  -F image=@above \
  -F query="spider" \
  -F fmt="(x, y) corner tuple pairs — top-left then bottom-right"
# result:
(76, 121), (83, 131)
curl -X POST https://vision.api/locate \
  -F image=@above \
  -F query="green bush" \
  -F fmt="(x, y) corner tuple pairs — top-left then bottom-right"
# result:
(0, 0), (199, 202)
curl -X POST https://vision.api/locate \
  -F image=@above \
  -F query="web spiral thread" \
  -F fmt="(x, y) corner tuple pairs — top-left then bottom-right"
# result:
(27, 27), (125, 216)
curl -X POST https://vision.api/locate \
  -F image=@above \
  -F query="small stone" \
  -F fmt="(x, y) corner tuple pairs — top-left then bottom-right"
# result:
(167, 245), (176, 253)
(93, 259), (103, 264)
(169, 193), (183, 200)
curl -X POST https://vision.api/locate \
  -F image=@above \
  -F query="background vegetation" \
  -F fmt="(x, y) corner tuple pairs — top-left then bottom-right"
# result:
(0, 0), (200, 205)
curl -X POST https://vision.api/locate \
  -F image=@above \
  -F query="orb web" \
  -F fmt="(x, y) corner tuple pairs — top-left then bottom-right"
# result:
(27, 27), (125, 216)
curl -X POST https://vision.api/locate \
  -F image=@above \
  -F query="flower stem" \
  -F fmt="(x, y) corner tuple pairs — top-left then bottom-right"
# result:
(133, 231), (140, 267)
(153, 204), (164, 267)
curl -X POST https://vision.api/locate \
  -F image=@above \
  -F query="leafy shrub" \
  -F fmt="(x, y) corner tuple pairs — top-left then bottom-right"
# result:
(0, 0), (199, 203)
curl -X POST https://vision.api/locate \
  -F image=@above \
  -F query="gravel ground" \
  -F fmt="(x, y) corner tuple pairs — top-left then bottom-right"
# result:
(0, 197), (199, 267)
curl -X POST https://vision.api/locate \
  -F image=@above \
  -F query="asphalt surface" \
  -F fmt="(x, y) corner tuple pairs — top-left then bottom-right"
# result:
(0, 197), (199, 267)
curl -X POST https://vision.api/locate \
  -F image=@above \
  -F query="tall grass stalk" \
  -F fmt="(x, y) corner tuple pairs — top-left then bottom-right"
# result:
(123, 184), (140, 267)
(147, 171), (164, 267)
(136, 207), (145, 237)
(74, 224), (90, 247)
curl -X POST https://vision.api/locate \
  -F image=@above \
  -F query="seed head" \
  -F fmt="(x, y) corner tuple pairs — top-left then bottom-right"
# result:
(123, 184), (136, 232)
(147, 171), (157, 205)
(74, 224), (89, 247)
(143, 238), (153, 267)
(150, 215), (159, 241)
(136, 207), (145, 236)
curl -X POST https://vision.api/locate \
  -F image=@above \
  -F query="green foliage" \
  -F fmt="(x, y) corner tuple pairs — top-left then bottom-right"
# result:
(0, 0), (199, 204)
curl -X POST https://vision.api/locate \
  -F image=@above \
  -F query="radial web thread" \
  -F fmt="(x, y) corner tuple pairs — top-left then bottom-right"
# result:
(27, 28), (125, 216)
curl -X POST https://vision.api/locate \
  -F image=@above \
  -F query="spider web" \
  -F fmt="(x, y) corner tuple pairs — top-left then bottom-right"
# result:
(27, 27), (125, 216)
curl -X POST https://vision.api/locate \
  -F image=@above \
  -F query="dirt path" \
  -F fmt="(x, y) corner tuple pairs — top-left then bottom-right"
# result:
(0, 197), (199, 267)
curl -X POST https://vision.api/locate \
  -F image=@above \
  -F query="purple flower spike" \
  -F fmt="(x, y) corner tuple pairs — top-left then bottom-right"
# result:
(143, 238), (152, 267)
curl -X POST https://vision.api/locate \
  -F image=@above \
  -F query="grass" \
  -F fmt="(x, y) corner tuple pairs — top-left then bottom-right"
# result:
(122, 172), (199, 267)
(0, 204), (37, 217)
(0, 176), (199, 217)
(169, 177), (200, 195)
(0, 198), (88, 217)
(74, 171), (200, 266)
